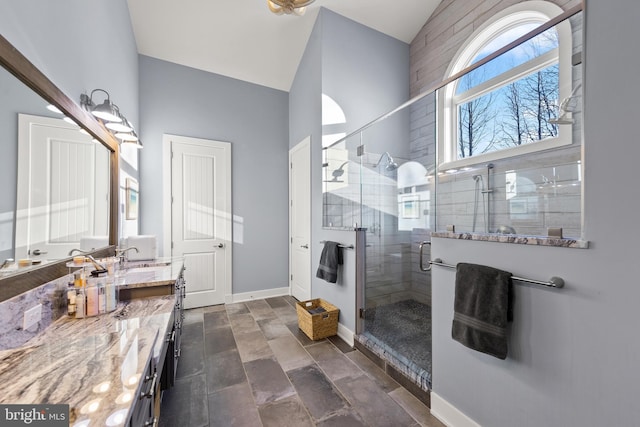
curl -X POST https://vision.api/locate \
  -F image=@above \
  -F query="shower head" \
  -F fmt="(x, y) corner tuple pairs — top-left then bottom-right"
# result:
(472, 174), (483, 182)
(374, 152), (398, 172)
(385, 161), (398, 172)
(332, 161), (349, 179)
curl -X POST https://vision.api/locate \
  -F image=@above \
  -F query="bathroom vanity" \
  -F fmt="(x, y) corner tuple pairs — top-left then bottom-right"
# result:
(0, 259), (185, 426)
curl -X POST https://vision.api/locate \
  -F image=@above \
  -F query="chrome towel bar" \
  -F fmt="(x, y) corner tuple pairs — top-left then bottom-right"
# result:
(430, 258), (564, 288)
(319, 241), (355, 249)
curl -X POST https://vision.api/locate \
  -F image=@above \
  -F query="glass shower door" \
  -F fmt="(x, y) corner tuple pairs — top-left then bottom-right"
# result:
(359, 152), (435, 390)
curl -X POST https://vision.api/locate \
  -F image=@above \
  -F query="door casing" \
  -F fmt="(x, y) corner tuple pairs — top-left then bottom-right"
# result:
(289, 136), (311, 302)
(162, 134), (232, 306)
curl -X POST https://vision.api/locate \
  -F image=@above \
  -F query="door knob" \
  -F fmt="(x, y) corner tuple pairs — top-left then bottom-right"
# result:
(216, 243), (224, 248)
(30, 249), (48, 256)
(300, 244), (309, 249)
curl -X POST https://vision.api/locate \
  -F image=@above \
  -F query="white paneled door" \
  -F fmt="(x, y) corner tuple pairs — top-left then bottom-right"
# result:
(170, 135), (231, 308)
(15, 114), (109, 260)
(289, 137), (311, 301)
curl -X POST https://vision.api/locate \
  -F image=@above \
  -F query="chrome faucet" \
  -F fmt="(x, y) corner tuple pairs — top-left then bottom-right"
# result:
(0, 258), (14, 270)
(115, 247), (139, 265)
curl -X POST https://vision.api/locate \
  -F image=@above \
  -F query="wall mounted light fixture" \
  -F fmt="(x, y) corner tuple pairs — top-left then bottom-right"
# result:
(80, 89), (142, 149)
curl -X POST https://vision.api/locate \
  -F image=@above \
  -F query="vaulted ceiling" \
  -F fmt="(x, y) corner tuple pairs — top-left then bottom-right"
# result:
(127, 0), (442, 92)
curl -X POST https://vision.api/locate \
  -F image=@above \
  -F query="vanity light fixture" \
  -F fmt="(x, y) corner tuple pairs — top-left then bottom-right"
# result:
(80, 88), (143, 149)
(82, 89), (122, 122)
(115, 130), (143, 149)
(105, 113), (133, 133)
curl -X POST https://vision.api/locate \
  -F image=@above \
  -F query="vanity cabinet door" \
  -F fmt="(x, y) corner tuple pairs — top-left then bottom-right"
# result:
(129, 358), (157, 427)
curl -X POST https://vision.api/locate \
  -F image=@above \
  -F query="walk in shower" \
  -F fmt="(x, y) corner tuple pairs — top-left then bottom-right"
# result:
(322, 7), (583, 395)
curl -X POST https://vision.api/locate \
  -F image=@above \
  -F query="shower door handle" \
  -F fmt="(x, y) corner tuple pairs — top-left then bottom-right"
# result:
(419, 241), (432, 272)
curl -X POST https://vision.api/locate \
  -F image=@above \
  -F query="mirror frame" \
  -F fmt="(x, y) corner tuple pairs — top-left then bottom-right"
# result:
(0, 34), (120, 301)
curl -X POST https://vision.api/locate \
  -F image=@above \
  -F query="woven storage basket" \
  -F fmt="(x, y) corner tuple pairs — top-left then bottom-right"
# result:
(296, 298), (339, 340)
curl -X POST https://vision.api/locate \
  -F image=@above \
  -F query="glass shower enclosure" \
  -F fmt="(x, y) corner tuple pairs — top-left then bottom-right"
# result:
(321, 8), (583, 395)
(323, 92), (437, 391)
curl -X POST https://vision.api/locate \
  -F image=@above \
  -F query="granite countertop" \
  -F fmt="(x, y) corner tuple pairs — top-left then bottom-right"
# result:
(116, 257), (186, 290)
(431, 231), (589, 249)
(0, 259), (184, 426)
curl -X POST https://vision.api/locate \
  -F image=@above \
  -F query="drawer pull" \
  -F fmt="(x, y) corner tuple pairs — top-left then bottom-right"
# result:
(139, 373), (157, 400)
(166, 330), (176, 343)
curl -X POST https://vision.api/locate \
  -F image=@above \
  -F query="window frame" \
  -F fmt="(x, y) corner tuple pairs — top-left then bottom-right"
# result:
(438, 1), (573, 170)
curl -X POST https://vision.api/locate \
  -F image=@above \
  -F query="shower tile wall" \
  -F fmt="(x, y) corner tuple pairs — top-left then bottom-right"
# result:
(431, 12), (584, 238)
(436, 146), (582, 238)
(408, 5), (584, 240)
(409, 94), (436, 169)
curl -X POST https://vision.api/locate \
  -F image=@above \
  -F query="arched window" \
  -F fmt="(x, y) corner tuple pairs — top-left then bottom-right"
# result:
(439, 1), (573, 168)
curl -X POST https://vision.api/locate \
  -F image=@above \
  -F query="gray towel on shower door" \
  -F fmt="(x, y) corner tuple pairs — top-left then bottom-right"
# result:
(452, 263), (513, 359)
(316, 241), (343, 283)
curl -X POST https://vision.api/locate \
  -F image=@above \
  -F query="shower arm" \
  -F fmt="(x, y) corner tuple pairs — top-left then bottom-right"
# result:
(373, 152), (393, 167)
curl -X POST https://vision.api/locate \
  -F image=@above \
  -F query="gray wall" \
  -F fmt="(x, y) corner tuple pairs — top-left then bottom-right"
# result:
(290, 8), (409, 332)
(321, 9), (411, 159)
(0, 0), (139, 255)
(138, 55), (290, 294)
(430, 1), (640, 426)
(0, 0), (139, 128)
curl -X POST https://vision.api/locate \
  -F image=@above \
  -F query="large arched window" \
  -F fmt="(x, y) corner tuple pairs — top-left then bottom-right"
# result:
(439, 1), (573, 168)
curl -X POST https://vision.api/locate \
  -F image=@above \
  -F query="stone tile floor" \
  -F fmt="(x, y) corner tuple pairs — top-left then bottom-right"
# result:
(159, 296), (445, 427)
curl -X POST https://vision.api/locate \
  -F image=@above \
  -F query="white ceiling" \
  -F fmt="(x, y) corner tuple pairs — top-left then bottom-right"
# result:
(126, 0), (442, 92)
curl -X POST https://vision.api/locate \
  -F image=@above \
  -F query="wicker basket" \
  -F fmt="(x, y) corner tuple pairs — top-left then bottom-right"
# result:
(296, 298), (340, 340)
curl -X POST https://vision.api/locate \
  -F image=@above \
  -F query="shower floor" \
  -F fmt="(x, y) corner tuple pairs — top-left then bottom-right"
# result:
(359, 299), (432, 390)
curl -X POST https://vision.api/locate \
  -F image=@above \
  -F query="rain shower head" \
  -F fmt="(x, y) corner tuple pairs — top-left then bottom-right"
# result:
(374, 152), (398, 172)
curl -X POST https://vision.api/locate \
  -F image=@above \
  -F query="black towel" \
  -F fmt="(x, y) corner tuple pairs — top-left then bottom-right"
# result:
(452, 263), (514, 359)
(316, 241), (343, 283)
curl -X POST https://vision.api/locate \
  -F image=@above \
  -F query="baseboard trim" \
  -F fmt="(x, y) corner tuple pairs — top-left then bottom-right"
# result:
(337, 323), (354, 347)
(431, 392), (481, 427)
(230, 287), (289, 303)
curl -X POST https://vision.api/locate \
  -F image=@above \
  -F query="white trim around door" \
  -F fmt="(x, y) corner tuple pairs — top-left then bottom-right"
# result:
(162, 134), (232, 307)
(289, 136), (312, 302)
